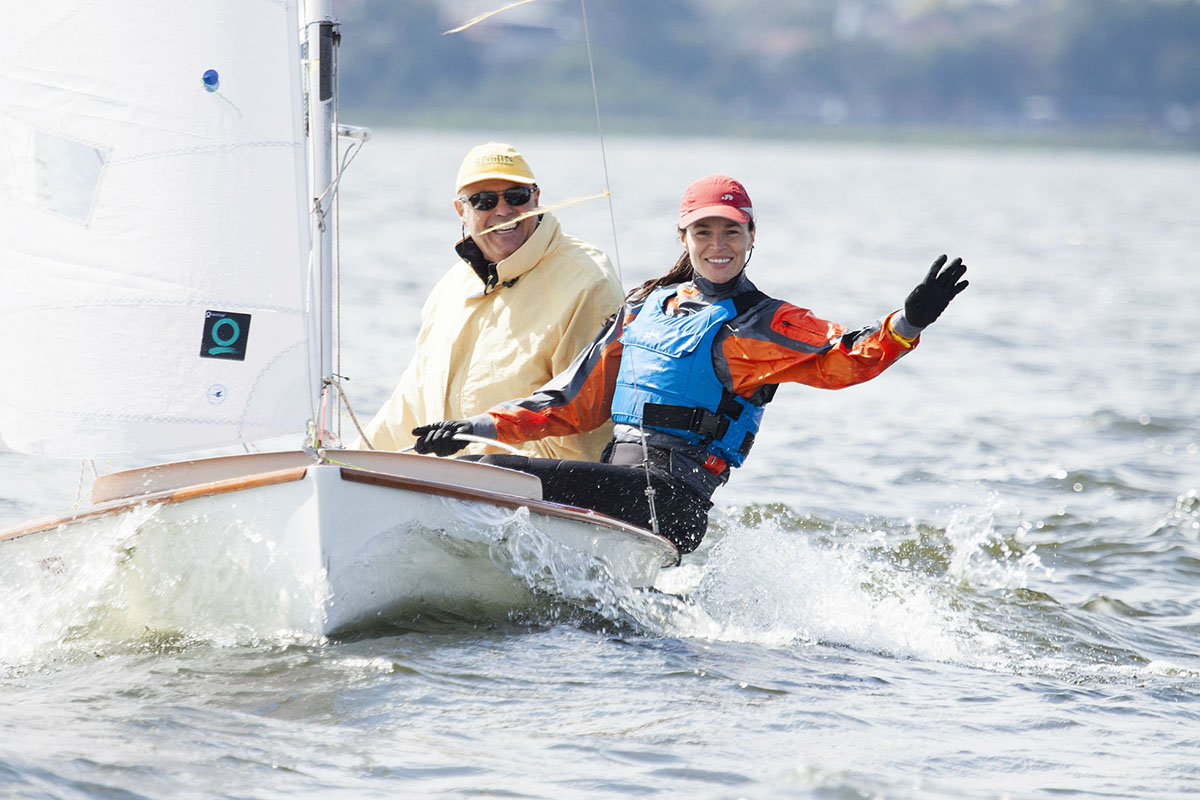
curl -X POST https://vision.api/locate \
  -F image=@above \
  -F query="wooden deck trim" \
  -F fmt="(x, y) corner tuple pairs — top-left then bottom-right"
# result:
(0, 466), (310, 543)
(91, 451), (315, 504)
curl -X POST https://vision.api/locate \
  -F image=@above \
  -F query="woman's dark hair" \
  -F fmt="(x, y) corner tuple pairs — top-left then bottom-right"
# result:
(626, 219), (755, 302)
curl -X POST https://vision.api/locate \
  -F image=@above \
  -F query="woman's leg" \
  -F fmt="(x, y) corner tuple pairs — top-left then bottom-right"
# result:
(469, 455), (709, 553)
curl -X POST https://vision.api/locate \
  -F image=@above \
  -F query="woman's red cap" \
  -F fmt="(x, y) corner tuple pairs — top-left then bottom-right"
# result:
(678, 175), (754, 229)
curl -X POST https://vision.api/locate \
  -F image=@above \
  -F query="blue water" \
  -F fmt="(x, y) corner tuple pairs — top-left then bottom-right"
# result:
(2, 130), (1199, 799)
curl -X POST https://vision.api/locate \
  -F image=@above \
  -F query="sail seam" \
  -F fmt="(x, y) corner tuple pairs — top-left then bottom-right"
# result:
(108, 141), (302, 166)
(5, 300), (305, 315)
(0, 405), (244, 426)
(237, 340), (307, 439)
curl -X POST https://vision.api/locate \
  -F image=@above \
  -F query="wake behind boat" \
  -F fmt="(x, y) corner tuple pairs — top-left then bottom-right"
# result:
(0, 1), (677, 640)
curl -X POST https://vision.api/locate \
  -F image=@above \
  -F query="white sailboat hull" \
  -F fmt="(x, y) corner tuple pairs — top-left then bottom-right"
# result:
(0, 452), (679, 639)
(2, 7), (681, 645)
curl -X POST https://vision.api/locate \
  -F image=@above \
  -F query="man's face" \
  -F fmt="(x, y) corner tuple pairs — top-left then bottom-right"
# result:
(455, 179), (541, 263)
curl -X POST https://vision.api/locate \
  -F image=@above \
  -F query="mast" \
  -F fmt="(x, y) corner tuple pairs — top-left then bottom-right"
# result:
(305, 0), (338, 441)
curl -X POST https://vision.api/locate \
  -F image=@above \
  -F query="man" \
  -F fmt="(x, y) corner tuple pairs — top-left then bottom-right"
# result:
(359, 142), (623, 460)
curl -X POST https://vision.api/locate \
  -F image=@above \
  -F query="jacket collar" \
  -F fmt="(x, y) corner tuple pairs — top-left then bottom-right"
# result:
(691, 270), (755, 301)
(454, 212), (559, 295)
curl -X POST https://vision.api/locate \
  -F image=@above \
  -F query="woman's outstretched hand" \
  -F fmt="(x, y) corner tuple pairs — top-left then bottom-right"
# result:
(412, 420), (473, 457)
(904, 255), (969, 329)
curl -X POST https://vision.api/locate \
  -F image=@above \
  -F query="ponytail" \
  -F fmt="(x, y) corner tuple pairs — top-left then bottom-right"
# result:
(627, 251), (693, 302)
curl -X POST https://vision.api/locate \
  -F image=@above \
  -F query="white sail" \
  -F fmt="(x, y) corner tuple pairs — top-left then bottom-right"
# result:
(0, 1), (313, 458)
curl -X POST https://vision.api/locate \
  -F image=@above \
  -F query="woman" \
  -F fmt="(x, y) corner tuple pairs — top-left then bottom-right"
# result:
(413, 175), (968, 553)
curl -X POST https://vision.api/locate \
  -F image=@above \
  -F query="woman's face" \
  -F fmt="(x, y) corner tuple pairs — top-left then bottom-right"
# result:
(682, 217), (755, 284)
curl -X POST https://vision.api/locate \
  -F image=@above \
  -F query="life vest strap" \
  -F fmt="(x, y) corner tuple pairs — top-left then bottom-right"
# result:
(642, 403), (730, 441)
(716, 391), (745, 421)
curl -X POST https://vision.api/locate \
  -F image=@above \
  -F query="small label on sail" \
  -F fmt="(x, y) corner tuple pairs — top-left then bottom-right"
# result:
(200, 311), (251, 360)
(0, 120), (108, 223)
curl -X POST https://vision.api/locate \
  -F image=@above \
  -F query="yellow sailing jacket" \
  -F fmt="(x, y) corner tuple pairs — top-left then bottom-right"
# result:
(359, 212), (623, 460)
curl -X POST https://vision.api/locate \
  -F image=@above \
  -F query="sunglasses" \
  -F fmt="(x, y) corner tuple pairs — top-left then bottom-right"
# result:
(463, 184), (537, 211)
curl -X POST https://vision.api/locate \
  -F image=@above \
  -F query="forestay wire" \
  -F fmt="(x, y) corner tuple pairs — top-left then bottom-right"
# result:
(579, 0), (623, 280)
(578, 0), (659, 536)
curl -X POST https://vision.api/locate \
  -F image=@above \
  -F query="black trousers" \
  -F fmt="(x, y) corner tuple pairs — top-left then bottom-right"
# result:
(466, 455), (711, 553)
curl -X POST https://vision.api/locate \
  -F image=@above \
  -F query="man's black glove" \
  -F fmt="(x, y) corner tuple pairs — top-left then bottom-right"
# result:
(411, 420), (472, 457)
(903, 255), (969, 329)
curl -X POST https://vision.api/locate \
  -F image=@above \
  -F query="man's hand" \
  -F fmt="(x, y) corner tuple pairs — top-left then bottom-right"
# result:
(904, 255), (969, 329)
(412, 420), (473, 457)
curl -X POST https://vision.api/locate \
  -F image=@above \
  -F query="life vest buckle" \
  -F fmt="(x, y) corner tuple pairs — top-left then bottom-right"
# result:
(691, 407), (725, 439)
(702, 453), (727, 476)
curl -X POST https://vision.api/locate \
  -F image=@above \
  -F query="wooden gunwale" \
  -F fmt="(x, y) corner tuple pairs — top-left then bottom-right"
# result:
(0, 467), (310, 544)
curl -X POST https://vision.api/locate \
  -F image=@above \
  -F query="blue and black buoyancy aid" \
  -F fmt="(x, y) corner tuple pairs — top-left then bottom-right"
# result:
(611, 285), (771, 468)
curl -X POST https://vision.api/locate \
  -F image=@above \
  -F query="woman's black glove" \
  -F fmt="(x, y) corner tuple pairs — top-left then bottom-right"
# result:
(411, 420), (472, 457)
(904, 255), (969, 329)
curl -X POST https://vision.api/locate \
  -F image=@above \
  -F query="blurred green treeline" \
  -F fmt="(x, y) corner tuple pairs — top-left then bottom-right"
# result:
(332, 0), (1200, 145)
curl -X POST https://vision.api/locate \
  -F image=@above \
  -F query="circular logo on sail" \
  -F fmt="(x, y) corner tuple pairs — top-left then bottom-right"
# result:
(207, 384), (227, 405)
(210, 317), (240, 353)
(200, 310), (252, 361)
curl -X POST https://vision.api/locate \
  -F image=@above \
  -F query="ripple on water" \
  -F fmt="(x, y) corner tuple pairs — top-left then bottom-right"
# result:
(1088, 408), (1197, 438)
(1151, 490), (1200, 538)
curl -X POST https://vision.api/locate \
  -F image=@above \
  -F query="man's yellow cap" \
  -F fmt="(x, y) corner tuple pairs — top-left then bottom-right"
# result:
(454, 142), (536, 194)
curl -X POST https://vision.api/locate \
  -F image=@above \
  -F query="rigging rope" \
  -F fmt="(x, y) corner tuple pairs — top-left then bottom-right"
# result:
(473, 190), (608, 236)
(323, 377), (374, 450)
(397, 433), (525, 457)
(443, 0), (539, 35)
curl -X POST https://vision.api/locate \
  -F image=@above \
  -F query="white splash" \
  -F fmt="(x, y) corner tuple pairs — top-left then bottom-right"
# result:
(688, 516), (979, 661)
(0, 504), (329, 665)
(944, 494), (1054, 590)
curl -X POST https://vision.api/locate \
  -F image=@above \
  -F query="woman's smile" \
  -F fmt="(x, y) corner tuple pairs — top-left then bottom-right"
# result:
(684, 217), (754, 283)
